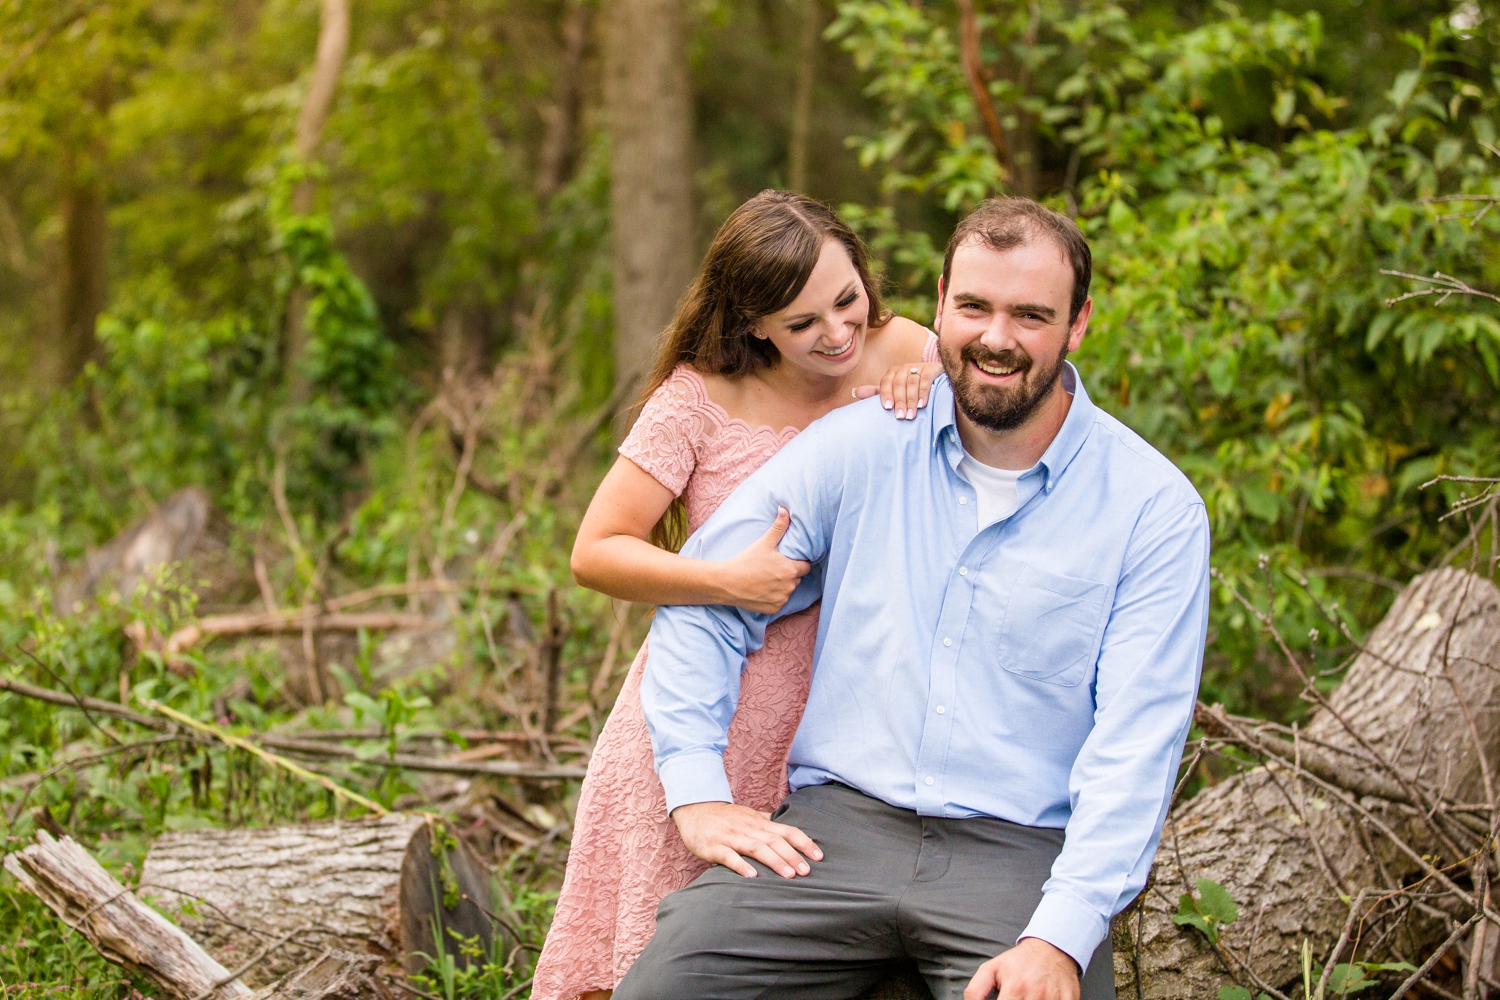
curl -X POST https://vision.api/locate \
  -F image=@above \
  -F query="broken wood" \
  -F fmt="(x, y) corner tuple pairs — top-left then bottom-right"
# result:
(140, 813), (502, 980)
(1119, 568), (1500, 997)
(3, 829), (396, 998)
(4, 829), (252, 999)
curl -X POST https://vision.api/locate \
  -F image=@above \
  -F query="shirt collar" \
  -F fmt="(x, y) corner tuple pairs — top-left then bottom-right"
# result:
(930, 360), (1097, 493)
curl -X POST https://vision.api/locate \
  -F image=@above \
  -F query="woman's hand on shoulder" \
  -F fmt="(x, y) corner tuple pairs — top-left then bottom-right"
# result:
(852, 362), (944, 420)
(713, 506), (812, 614)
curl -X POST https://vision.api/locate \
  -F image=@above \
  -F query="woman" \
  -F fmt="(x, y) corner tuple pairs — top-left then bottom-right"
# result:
(533, 190), (941, 1000)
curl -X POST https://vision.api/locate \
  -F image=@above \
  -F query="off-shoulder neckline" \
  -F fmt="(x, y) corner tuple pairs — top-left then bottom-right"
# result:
(670, 365), (804, 442)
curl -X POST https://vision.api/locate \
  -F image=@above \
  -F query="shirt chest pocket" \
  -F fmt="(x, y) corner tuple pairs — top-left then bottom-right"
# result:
(997, 562), (1109, 687)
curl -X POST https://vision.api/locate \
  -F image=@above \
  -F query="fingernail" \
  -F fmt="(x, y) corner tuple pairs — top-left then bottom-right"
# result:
(884, 400), (893, 409)
(798, 864), (809, 874)
(918, 398), (926, 407)
(812, 849), (823, 860)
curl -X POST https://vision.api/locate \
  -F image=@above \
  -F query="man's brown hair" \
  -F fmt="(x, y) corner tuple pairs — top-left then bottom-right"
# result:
(941, 198), (1092, 324)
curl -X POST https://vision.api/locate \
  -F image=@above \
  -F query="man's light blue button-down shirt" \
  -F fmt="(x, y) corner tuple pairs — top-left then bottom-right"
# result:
(640, 364), (1210, 971)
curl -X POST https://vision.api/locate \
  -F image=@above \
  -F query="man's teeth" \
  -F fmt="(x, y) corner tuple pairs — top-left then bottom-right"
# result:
(815, 337), (853, 357)
(977, 360), (1020, 375)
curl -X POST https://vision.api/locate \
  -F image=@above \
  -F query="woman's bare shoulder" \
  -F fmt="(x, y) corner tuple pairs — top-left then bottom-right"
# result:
(867, 314), (934, 364)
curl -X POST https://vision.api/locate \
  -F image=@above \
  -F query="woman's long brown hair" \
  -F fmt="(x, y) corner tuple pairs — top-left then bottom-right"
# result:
(631, 189), (889, 550)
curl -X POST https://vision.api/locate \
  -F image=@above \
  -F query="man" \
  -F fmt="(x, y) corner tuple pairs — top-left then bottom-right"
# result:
(614, 198), (1210, 1000)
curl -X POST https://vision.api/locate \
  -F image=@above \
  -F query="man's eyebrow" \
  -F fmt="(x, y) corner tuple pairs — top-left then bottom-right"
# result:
(1009, 302), (1058, 321)
(950, 292), (991, 308)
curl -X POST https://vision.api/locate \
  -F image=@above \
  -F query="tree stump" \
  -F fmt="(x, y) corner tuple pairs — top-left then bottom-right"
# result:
(140, 812), (499, 981)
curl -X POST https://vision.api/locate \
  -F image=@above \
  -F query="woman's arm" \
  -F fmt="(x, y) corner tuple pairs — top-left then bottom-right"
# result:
(570, 456), (811, 611)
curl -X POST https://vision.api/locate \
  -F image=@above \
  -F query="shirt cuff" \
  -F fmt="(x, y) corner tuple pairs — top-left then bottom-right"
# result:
(658, 750), (733, 814)
(1018, 890), (1109, 975)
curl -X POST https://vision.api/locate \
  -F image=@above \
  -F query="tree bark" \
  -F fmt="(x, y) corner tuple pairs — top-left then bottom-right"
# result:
(140, 813), (501, 981)
(286, 0), (351, 398)
(602, 0), (698, 390)
(537, 0), (592, 198)
(57, 148), (109, 386)
(1119, 568), (1500, 998)
(787, 0), (822, 194)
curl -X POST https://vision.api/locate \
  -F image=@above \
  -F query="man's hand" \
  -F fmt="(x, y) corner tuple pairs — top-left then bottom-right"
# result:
(671, 801), (823, 879)
(963, 938), (1080, 1000)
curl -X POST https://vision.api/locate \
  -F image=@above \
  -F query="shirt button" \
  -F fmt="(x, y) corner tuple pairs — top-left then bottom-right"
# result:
(925, 776), (934, 785)
(943, 637), (952, 646)
(959, 566), (968, 576)
(958, 496), (968, 505)
(936, 706), (946, 714)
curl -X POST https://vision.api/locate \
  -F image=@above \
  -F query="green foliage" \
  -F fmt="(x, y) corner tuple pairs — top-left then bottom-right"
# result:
(834, 0), (1500, 716)
(0, 884), (153, 999)
(1172, 877), (1239, 945)
(1218, 986), (1271, 1000)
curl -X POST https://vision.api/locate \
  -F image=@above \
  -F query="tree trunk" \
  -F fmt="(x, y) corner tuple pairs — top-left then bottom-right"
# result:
(1118, 568), (1500, 998)
(537, 0), (591, 198)
(602, 0), (697, 391)
(787, 0), (822, 194)
(286, 0), (351, 399)
(139, 813), (501, 981)
(58, 149), (108, 386)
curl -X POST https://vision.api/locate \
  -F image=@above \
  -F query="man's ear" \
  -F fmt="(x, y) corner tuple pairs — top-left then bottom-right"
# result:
(1066, 296), (1092, 353)
(933, 276), (946, 332)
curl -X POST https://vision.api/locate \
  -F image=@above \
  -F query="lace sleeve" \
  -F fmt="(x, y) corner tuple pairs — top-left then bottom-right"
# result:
(619, 367), (704, 496)
(922, 329), (940, 364)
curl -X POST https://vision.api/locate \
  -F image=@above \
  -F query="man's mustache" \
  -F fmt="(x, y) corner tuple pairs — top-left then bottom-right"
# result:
(960, 344), (1034, 373)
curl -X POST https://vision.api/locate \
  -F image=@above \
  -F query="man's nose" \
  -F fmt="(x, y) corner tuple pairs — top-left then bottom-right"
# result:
(977, 316), (1019, 353)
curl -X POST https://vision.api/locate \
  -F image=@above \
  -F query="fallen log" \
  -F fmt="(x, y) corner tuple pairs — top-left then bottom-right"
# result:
(1119, 568), (1500, 998)
(140, 812), (503, 979)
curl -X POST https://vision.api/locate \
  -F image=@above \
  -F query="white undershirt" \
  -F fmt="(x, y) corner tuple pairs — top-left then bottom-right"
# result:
(957, 451), (1025, 526)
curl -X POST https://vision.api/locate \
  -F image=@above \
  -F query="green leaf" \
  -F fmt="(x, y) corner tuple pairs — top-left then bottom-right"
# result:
(1272, 88), (1297, 127)
(1195, 878), (1239, 926)
(1389, 69), (1421, 108)
(1326, 963), (1376, 994)
(1218, 987), (1253, 1000)
(1172, 892), (1217, 943)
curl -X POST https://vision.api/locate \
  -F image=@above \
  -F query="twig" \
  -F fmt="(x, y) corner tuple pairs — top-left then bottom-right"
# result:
(145, 700), (388, 815)
(12, 648), (122, 746)
(1381, 269), (1500, 307)
(1391, 914), (1483, 1000)
(186, 925), (310, 1000)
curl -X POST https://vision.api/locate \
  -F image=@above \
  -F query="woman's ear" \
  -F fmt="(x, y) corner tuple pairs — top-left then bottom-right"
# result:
(750, 319), (770, 340)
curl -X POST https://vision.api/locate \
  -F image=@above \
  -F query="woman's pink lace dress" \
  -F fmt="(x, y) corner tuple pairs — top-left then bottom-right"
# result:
(534, 341), (939, 1000)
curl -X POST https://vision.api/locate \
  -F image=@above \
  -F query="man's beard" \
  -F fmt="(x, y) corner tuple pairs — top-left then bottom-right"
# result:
(941, 337), (1068, 432)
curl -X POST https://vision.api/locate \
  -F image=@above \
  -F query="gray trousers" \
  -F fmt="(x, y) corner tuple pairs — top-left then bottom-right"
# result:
(613, 783), (1115, 1000)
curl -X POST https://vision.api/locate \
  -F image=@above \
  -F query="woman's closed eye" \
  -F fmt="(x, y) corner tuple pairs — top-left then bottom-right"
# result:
(835, 290), (859, 309)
